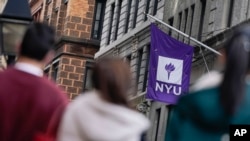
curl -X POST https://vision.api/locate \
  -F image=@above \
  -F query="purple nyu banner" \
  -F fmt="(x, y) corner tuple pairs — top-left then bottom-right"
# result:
(146, 24), (194, 104)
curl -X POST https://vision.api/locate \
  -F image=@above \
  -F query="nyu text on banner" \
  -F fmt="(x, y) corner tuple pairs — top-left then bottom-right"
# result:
(146, 24), (194, 104)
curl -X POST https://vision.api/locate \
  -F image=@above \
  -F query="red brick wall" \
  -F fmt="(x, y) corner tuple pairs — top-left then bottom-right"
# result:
(63, 0), (94, 38)
(31, 0), (99, 100)
(57, 55), (85, 99)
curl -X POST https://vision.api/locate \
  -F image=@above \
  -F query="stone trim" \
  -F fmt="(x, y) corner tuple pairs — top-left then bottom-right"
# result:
(55, 36), (100, 48)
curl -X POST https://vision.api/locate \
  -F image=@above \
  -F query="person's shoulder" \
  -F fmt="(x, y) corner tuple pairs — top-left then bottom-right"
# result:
(66, 91), (96, 109)
(177, 87), (219, 109)
(0, 67), (18, 80)
(40, 77), (64, 91)
(190, 70), (222, 92)
(62, 91), (96, 121)
(37, 77), (68, 102)
(183, 87), (218, 99)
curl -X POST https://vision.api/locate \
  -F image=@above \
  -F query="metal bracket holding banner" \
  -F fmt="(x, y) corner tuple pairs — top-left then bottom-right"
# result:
(144, 13), (222, 56)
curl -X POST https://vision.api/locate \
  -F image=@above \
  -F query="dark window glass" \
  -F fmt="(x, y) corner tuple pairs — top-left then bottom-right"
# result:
(177, 12), (182, 40)
(47, 0), (52, 4)
(126, 54), (132, 66)
(188, 4), (195, 44)
(184, 8), (189, 33)
(182, 8), (189, 42)
(91, 0), (106, 40)
(198, 0), (206, 41)
(136, 48), (143, 87)
(52, 63), (59, 81)
(142, 45), (150, 92)
(107, 3), (115, 45)
(64, 0), (68, 4)
(153, 0), (158, 16)
(44, 67), (50, 77)
(132, 0), (139, 28)
(114, 0), (122, 40)
(227, 0), (234, 27)
(154, 108), (161, 141)
(124, 0), (132, 33)
(168, 17), (174, 36)
(144, 0), (151, 21)
(83, 62), (94, 91)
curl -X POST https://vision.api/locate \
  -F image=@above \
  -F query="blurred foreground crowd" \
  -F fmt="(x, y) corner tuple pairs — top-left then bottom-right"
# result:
(1, 22), (250, 141)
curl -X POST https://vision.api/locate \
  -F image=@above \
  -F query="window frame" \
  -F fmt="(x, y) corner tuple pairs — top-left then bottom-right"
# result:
(124, 0), (132, 33)
(91, 0), (106, 40)
(114, 0), (123, 40)
(142, 45), (150, 92)
(107, 3), (115, 45)
(52, 62), (59, 82)
(132, 0), (139, 28)
(144, 0), (151, 21)
(152, 0), (158, 16)
(83, 61), (94, 92)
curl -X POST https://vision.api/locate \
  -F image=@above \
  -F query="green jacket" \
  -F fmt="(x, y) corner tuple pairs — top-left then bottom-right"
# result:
(165, 86), (250, 141)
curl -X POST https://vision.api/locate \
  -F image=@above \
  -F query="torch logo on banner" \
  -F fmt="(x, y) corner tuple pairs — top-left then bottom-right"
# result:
(156, 56), (183, 96)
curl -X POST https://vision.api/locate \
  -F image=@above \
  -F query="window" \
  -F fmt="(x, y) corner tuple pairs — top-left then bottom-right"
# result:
(107, 3), (115, 45)
(83, 62), (94, 91)
(142, 45), (150, 92)
(136, 48), (143, 87)
(177, 12), (182, 40)
(124, 0), (132, 33)
(132, 0), (139, 28)
(168, 17), (174, 36)
(188, 4), (195, 44)
(33, 8), (42, 22)
(165, 105), (174, 138)
(182, 8), (189, 42)
(47, 0), (52, 4)
(126, 54), (132, 66)
(166, 105), (173, 124)
(190, 5), (195, 34)
(198, 0), (206, 41)
(45, 15), (50, 24)
(114, 0), (122, 40)
(153, 108), (161, 141)
(64, 0), (68, 4)
(91, 0), (106, 40)
(153, 0), (158, 16)
(52, 63), (59, 81)
(184, 8), (189, 34)
(227, 0), (234, 27)
(44, 67), (50, 77)
(144, 0), (151, 21)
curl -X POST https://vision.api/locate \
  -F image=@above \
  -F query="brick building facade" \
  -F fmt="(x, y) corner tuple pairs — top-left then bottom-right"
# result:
(29, 0), (103, 99)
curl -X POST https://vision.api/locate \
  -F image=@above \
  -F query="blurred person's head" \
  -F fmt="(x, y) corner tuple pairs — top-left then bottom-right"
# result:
(220, 24), (250, 115)
(91, 57), (132, 107)
(18, 22), (56, 67)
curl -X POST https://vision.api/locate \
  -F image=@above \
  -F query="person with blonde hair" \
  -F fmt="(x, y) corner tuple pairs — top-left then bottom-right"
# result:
(58, 57), (150, 141)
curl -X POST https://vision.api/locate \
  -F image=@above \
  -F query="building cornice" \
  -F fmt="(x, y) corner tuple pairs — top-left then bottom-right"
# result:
(55, 36), (100, 49)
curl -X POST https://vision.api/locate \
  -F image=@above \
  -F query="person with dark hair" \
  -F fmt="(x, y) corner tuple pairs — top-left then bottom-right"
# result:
(165, 24), (250, 141)
(57, 57), (150, 141)
(0, 22), (68, 141)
